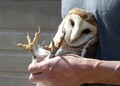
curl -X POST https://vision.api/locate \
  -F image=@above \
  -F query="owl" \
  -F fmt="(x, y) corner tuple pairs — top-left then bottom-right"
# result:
(17, 8), (98, 86)
(36, 8), (98, 59)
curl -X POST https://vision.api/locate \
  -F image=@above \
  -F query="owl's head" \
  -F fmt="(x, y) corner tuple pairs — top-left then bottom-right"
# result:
(54, 8), (98, 48)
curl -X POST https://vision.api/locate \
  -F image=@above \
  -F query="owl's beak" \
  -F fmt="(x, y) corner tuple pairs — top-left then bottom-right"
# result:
(70, 28), (81, 43)
(70, 36), (75, 43)
(70, 34), (80, 43)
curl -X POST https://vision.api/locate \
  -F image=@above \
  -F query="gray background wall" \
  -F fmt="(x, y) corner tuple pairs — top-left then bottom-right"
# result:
(0, 0), (61, 86)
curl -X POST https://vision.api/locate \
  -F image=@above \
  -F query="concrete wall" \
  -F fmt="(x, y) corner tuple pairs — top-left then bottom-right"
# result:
(0, 0), (61, 86)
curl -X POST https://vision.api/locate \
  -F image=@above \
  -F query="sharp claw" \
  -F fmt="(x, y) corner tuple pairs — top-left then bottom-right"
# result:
(38, 25), (40, 33)
(26, 31), (30, 38)
(27, 31), (29, 36)
(27, 31), (32, 44)
(51, 39), (55, 52)
(13, 41), (18, 46)
(42, 40), (46, 48)
(42, 40), (51, 51)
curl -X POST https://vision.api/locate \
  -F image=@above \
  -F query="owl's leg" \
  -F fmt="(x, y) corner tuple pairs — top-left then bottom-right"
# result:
(49, 28), (66, 58)
(42, 28), (66, 59)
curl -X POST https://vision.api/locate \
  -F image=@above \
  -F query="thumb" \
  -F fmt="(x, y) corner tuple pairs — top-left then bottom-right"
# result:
(28, 60), (53, 74)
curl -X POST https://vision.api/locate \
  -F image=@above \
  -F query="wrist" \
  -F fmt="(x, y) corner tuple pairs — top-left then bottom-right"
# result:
(70, 57), (100, 84)
(80, 58), (101, 83)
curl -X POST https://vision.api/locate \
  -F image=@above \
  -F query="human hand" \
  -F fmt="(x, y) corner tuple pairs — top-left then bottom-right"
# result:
(28, 54), (95, 86)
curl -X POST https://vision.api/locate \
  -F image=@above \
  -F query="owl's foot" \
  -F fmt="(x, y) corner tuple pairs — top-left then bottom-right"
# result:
(42, 28), (66, 58)
(17, 26), (40, 53)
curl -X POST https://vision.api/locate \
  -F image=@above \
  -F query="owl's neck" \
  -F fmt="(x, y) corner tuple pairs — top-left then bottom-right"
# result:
(55, 41), (83, 56)
(56, 40), (97, 58)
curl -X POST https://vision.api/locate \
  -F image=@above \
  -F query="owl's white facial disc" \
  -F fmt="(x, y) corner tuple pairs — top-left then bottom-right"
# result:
(64, 14), (97, 47)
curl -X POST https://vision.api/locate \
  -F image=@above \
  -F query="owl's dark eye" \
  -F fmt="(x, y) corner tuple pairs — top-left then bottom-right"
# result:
(70, 19), (75, 27)
(82, 28), (91, 34)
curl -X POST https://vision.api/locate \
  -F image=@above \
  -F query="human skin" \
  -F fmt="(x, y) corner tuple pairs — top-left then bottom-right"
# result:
(28, 54), (120, 86)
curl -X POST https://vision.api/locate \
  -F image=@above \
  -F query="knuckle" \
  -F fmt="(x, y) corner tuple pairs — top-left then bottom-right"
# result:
(28, 63), (36, 73)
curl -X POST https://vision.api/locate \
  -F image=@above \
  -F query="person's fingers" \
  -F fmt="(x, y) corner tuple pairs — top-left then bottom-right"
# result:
(28, 54), (80, 74)
(28, 61), (52, 74)
(29, 73), (51, 83)
(29, 74), (37, 84)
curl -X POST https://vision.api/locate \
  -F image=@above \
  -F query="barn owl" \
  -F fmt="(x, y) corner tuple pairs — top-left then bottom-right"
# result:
(17, 8), (98, 86)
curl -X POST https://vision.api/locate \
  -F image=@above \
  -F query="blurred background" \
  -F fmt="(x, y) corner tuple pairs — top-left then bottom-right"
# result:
(0, 0), (61, 86)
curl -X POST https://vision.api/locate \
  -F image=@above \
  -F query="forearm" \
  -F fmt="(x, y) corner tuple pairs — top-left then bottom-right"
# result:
(85, 59), (120, 85)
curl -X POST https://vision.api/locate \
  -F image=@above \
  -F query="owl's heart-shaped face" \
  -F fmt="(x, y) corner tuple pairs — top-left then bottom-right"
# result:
(63, 14), (97, 47)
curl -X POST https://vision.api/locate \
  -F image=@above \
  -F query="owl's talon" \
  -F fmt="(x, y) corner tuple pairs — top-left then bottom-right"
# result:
(17, 28), (40, 53)
(42, 40), (51, 51)
(27, 31), (32, 44)
(50, 29), (65, 56)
